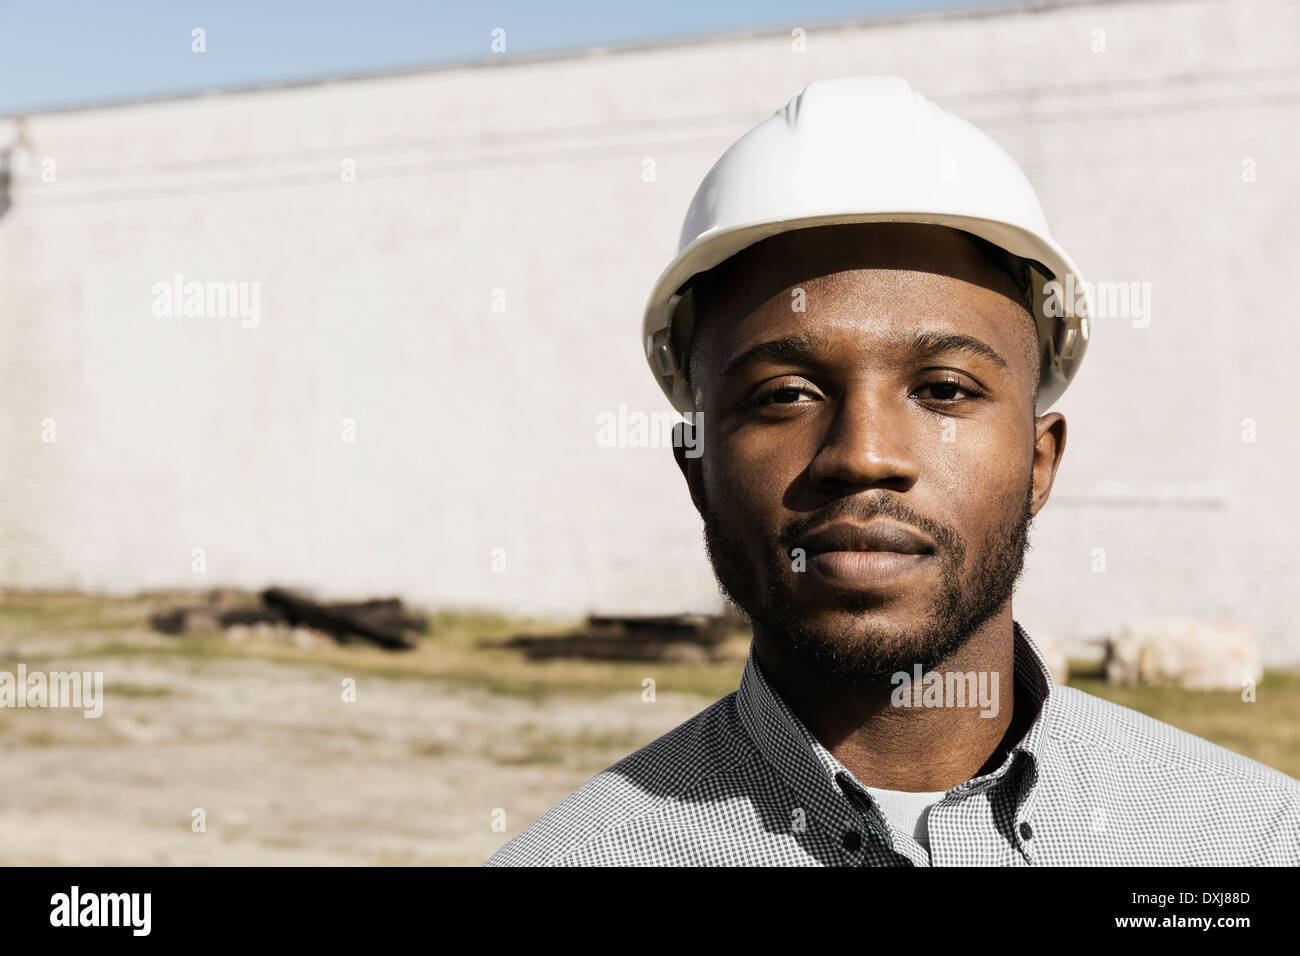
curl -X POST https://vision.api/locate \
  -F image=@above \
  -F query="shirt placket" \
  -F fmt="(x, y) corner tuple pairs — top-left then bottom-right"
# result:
(929, 755), (1037, 866)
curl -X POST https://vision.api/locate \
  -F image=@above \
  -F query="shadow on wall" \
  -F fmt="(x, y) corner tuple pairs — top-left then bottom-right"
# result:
(0, 117), (33, 221)
(0, 148), (10, 220)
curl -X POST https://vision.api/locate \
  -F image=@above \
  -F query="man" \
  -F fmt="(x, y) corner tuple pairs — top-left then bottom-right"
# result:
(486, 77), (1300, 866)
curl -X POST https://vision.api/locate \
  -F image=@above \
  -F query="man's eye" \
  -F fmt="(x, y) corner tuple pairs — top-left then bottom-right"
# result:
(769, 386), (815, 404)
(913, 379), (979, 402)
(744, 382), (819, 408)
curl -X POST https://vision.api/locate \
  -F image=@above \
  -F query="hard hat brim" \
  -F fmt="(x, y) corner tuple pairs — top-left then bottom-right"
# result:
(642, 211), (1090, 417)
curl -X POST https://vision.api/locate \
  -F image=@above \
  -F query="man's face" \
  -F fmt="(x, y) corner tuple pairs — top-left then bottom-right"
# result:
(678, 223), (1064, 683)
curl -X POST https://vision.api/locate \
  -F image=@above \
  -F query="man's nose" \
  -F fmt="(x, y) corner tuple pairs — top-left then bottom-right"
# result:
(806, 392), (921, 493)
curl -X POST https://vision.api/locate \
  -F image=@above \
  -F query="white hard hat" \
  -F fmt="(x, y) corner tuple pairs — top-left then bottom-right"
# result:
(642, 76), (1091, 416)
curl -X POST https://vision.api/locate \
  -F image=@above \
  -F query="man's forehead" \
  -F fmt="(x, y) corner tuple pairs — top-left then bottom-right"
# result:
(687, 222), (1039, 384)
(697, 264), (1027, 365)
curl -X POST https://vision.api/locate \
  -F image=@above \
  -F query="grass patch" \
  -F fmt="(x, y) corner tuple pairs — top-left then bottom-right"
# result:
(3, 592), (1297, 777)
(107, 682), (175, 699)
(411, 740), (453, 758)
(0, 592), (173, 635)
(50, 607), (748, 702)
(1066, 665), (1300, 778)
(17, 728), (60, 747)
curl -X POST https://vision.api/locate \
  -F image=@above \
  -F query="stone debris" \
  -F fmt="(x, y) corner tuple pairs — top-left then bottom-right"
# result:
(1104, 618), (1261, 690)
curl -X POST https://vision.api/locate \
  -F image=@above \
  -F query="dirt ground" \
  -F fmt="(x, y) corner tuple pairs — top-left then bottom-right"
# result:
(0, 596), (739, 866)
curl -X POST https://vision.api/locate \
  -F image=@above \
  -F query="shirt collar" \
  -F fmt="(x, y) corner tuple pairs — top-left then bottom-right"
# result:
(735, 619), (1055, 830)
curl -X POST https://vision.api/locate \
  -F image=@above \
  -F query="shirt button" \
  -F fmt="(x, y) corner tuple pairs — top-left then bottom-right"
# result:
(1019, 821), (1034, 841)
(842, 830), (862, 852)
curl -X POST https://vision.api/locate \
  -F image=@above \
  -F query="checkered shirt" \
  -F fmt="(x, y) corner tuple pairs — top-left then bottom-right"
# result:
(485, 622), (1300, 866)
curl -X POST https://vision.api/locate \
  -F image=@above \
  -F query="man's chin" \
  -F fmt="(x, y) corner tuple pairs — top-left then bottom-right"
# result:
(750, 603), (953, 682)
(742, 570), (939, 645)
(783, 610), (921, 652)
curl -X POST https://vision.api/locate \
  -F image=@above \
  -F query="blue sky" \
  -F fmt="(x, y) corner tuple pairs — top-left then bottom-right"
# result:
(0, 0), (1006, 114)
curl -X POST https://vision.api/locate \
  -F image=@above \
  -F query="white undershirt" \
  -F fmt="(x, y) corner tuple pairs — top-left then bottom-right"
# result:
(864, 786), (949, 851)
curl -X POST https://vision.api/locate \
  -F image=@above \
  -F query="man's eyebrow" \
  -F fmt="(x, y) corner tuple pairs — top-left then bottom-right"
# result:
(721, 332), (830, 379)
(719, 329), (1009, 380)
(905, 330), (1009, 371)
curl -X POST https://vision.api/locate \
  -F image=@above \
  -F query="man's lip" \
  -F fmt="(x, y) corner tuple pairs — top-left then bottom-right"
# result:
(799, 520), (936, 556)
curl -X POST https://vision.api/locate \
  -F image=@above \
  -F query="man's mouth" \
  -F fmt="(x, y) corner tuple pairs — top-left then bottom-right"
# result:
(798, 519), (936, 589)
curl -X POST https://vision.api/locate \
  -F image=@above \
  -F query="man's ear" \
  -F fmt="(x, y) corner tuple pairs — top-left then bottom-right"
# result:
(1030, 412), (1067, 517)
(671, 421), (706, 516)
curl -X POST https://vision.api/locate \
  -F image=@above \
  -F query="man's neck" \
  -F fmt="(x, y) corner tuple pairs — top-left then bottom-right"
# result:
(753, 608), (1028, 792)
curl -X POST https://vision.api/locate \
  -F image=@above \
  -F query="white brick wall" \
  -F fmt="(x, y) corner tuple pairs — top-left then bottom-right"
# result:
(2, 0), (1297, 663)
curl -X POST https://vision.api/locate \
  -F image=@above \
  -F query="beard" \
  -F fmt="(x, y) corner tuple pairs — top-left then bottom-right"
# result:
(700, 477), (1035, 684)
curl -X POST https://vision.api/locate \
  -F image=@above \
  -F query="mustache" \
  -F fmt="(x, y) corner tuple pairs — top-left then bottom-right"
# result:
(778, 493), (961, 555)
